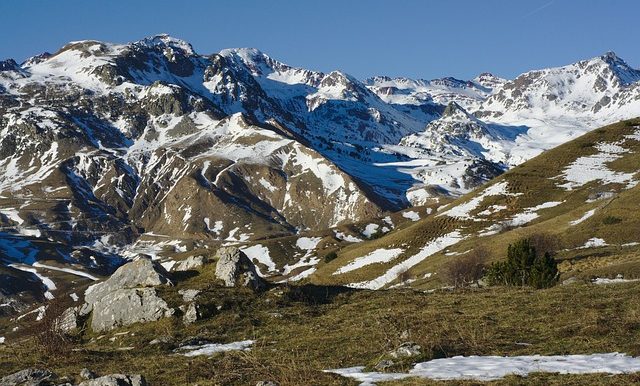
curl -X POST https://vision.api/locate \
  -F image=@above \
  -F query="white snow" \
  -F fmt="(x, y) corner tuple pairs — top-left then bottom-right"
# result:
(362, 224), (380, 238)
(0, 337), (4, 344)
(296, 237), (322, 251)
(402, 211), (420, 221)
(178, 340), (254, 357)
(334, 248), (404, 275)
(327, 353), (640, 384)
(558, 141), (637, 190)
(241, 244), (276, 275)
(438, 181), (512, 221)
(580, 237), (608, 248)
(9, 264), (56, 299)
(592, 277), (640, 285)
(334, 230), (363, 243)
(349, 231), (465, 290)
(32, 262), (98, 280)
(570, 209), (596, 226)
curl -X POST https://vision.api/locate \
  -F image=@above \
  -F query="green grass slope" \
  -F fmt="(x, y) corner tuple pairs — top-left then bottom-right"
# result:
(312, 118), (640, 289)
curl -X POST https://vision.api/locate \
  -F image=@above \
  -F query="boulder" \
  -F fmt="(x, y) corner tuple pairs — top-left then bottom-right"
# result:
(172, 255), (207, 272)
(178, 289), (200, 302)
(78, 374), (147, 386)
(80, 368), (97, 380)
(181, 302), (199, 325)
(81, 257), (174, 332)
(214, 247), (267, 291)
(84, 258), (171, 307)
(57, 307), (80, 332)
(0, 368), (56, 386)
(90, 288), (174, 332)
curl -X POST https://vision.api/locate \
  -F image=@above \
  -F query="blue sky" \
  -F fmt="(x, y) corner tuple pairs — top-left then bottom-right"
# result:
(1, 0), (638, 80)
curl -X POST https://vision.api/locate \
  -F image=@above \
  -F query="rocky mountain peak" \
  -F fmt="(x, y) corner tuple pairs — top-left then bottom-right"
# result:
(136, 34), (196, 56)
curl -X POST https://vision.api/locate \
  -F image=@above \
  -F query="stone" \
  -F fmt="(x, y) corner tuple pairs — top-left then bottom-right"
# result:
(389, 342), (421, 359)
(173, 255), (207, 272)
(80, 368), (97, 380)
(178, 289), (201, 302)
(374, 359), (395, 371)
(78, 374), (147, 386)
(0, 368), (56, 386)
(57, 307), (80, 332)
(182, 303), (199, 325)
(214, 247), (267, 291)
(89, 288), (174, 332)
(81, 257), (175, 331)
(255, 382), (279, 386)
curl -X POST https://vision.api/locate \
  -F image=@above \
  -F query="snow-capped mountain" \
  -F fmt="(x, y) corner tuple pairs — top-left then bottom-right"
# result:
(1, 35), (640, 303)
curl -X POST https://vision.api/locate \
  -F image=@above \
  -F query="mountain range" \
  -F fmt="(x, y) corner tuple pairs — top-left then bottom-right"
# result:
(1, 34), (640, 311)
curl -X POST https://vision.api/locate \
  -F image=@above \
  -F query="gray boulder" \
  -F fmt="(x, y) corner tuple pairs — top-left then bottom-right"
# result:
(80, 369), (97, 380)
(57, 307), (80, 332)
(172, 255), (207, 272)
(178, 289), (200, 302)
(214, 247), (266, 291)
(90, 288), (174, 332)
(181, 302), (199, 325)
(0, 368), (55, 386)
(82, 257), (174, 332)
(78, 374), (147, 386)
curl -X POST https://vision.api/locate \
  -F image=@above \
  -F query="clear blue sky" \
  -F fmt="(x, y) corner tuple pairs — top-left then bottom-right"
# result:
(1, 0), (638, 80)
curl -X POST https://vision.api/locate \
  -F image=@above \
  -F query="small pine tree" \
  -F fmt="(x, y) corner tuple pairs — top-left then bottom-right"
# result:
(530, 252), (559, 289)
(506, 239), (537, 287)
(485, 237), (558, 289)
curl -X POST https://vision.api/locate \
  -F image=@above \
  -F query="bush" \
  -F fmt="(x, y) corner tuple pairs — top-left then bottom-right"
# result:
(30, 297), (73, 355)
(485, 238), (558, 289)
(324, 251), (338, 263)
(602, 216), (622, 225)
(440, 247), (487, 288)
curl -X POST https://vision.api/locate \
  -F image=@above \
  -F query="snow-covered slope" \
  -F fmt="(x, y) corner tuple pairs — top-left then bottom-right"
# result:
(2, 35), (640, 304)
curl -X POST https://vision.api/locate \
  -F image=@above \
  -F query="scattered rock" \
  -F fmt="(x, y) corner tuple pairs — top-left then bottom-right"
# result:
(78, 374), (147, 386)
(80, 368), (97, 380)
(0, 368), (56, 386)
(172, 255), (207, 272)
(255, 381), (279, 386)
(389, 342), (422, 359)
(57, 306), (81, 332)
(214, 247), (266, 291)
(178, 289), (201, 302)
(149, 336), (172, 345)
(374, 359), (395, 371)
(562, 277), (579, 285)
(181, 303), (199, 325)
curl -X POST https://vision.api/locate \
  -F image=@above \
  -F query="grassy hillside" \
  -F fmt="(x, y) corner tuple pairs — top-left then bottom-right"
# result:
(311, 118), (640, 289)
(2, 272), (640, 385)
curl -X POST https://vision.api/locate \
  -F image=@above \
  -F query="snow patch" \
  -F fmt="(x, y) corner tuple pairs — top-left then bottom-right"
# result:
(178, 340), (254, 357)
(327, 353), (640, 383)
(334, 248), (405, 275)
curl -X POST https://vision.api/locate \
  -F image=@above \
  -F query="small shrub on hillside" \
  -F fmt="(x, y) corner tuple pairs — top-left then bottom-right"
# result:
(324, 251), (338, 263)
(30, 297), (73, 356)
(602, 216), (622, 225)
(485, 238), (558, 289)
(440, 247), (487, 288)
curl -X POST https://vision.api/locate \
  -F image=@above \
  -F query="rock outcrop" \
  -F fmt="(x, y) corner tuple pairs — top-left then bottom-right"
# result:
(81, 257), (174, 332)
(214, 247), (267, 291)
(78, 374), (147, 386)
(0, 368), (56, 386)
